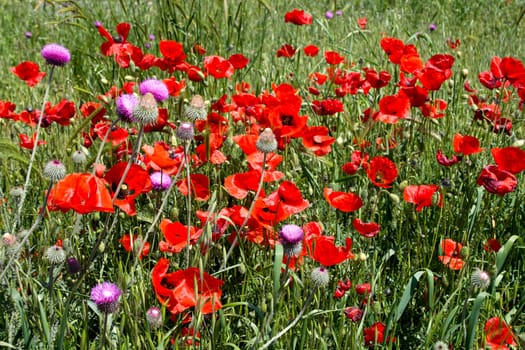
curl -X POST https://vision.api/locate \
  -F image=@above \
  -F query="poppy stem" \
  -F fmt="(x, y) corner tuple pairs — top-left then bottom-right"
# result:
(221, 152), (267, 271)
(12, 65), (55, 233)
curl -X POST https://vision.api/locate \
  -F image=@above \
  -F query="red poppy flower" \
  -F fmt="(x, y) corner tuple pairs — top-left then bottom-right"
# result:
(97, 22), (143, 68)
(163, 77), (186, 97)
(177, 173), (210, 201)
(324, 188), (363, 212)
(142, 142), (184, 175)
(365, 156), (398, 188)
(228, 53), (249, 69)
(159, 219), (201, 253)
(403, 184), (442, 212)
(324, 51), (345, 65)
(304, 45), (320, 57)
(156, 40), (187, 73)
(19, 132), (46, 149)
(105, 162), (152, 215)
(38, 99), (76, 127)
(357, 17), (368, 29)
(151, 258), (223, 315)
(94, 122), (129, 146)
(447, 38), (460, 49)
(284, 9), (313, 25)
(484, 238), (502, 253)
(363, 68), (391, 89)
(204, 55), (234, 79)
(353, 218), (380, 238)
(500, 56), (525, 86)
(400, 48), (423, 74)
(301, 126), (335, 156)
(342, 151), (369, 175)
(438, 238), (464, 270)
(436, 149), (462, 166)
(193, 43), (206, 55)
(491, 147), (525, 174)
(10, 61), (46, 87)
(380, 37), (405, 64)
(421, 99), (447, 119)
(312, 99), (344, 115)
(484, 317), (517, 349)
(309, 236), (354, 266)
(48, 173), (114, 214)
(477, 165), (517, 196)
(0, 100), (18, 121)
(452, 133), (483, 156)
(374, 93), (411, 124)
(254, 181), (309, 227)
(363, 322), (390, 347)
(224, 171), (266, 200)
(276, 44), (296, 58)
(186, 65), (206, 82)
(119, 234), (150, 259)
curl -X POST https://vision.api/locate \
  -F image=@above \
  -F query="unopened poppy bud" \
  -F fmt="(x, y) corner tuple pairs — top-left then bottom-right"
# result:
(132, 93), (159, 125)
(184, 95), (208, 121)
(512, 139), (525, 147)
(461, 68), (469, 77)
(176, 122), (195, 141)
(398, 180), (409, 191)
(146, 307), (163, 329)
(43, 160), (66, 182)
(310, 267), (330, 288)
(447, 79), (454, 88)
(256, 128), (277, 153)
(460, 246), (469, 259)
(357, 252), (368, 262)
(431, 191), (441, 206)
(471, 268), (490, 289)
(389, 193), (400, 204)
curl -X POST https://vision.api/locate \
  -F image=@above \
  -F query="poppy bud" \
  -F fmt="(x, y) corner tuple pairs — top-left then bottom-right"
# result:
(398, 180), (409, 191)
(460, 246), (469, 259)
(461, 68), (469, 77)
(389, 193), (400, 204)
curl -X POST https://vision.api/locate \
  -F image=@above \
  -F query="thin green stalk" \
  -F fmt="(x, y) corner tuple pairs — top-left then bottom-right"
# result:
(221, 152), (267, 270)
(13, 66), (55, 233)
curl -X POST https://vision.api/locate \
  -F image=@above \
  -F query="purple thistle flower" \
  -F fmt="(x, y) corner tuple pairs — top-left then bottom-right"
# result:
(139, 79), (169, 102)
(335, 10), (343, 16)
(150, 171), (172, 191)
(146, 307), (163, 328)
(116, 94), (139, 122)
(325, 11), (334, 19)
(90, 282), (122, 314)
(429, 23), (437, 32)
(280, 224), (304, 245)
(41, 43), (71, 66)
(25, 31), (32, 39)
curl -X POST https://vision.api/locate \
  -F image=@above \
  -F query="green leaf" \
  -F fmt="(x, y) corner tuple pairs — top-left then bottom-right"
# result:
(395, 270), (425, 321)
(466, 292), (490, 349)
(0, 341), (17, 349)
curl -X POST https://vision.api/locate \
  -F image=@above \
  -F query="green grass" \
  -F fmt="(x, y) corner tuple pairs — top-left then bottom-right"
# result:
(1, 0), (525, 349)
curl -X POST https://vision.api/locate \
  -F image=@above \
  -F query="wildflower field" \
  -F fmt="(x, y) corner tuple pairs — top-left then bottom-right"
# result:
(2, 0), (525, 349)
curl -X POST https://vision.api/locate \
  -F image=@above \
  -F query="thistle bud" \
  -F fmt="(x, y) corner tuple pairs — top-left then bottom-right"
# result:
(310, 267), (330, 288)
(471, 268), (490, 289)
(176, 122), (195, 141)
(132, 93), (159, 125)
(43, 160), (66, 182)
(184, 95), (208, 121)
(256, 128), (277, 154)
(146, 307), (163, 329)
(44, 245), (66, 264)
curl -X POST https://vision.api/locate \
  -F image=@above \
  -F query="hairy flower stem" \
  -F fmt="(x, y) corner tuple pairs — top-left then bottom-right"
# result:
(183, 140), (192, 268)
(13, 66), (55, 233)
(222, 152), (267, 270)
(258, 287), (316, 350)
(100, 312), (108, 350)
(0, 182), (53, 282)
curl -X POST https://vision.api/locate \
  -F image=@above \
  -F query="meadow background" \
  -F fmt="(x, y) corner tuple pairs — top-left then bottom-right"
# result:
(1, 0), (525, 349)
